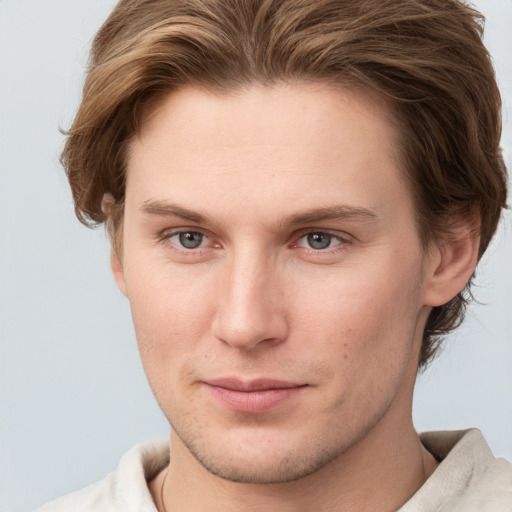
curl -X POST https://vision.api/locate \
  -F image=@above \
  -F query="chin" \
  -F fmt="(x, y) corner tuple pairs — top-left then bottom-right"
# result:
(188, 442), (341, 484)
(172, 420), (361, 485)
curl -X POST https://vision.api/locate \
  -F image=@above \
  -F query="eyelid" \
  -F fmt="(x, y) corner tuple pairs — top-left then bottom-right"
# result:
(169, 230), (207, 249)
(292, 228), (353, 243)
(161, 227), (221, 252)
(290, 229), (354, 255)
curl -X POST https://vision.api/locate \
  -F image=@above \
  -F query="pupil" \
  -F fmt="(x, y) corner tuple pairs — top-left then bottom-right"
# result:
(307, 233), (331, 250)
(179, 232), (203, 249)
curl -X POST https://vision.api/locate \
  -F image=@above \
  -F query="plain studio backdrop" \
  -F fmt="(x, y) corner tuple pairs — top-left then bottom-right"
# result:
(0, 1), (511, 511)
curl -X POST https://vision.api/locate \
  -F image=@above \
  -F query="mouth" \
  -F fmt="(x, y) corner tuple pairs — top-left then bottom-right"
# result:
(204, 378), (308, 414)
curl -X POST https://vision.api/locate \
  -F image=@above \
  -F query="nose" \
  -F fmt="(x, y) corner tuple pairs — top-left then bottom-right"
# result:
(211, 249), (289, 351)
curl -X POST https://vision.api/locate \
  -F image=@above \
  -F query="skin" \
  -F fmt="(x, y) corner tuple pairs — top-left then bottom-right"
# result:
(112, 83), (478, 511)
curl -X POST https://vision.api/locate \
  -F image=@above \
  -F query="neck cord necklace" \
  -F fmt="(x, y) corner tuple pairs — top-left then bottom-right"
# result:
(160, 468), (169, 512)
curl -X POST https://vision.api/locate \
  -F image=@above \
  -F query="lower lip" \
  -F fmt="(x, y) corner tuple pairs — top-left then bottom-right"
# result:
(206, 385), (306, 414)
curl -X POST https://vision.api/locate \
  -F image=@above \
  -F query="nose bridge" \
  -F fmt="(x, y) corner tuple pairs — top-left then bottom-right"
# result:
(212, 245), (288, 350)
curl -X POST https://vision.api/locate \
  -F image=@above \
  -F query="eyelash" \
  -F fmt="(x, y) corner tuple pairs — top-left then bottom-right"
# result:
(162, 230), (217, 255)
(160, 229), (352, 256)
(292, 230), (351, 254)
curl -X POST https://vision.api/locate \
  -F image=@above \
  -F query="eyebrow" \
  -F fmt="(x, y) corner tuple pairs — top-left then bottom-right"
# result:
(140, 200), (209, 224)
(283, 205), (378, 227)
(140, 200), (378, 226)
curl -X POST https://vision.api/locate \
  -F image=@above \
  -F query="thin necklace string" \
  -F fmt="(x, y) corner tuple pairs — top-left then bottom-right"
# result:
(160, 468), (169, 512)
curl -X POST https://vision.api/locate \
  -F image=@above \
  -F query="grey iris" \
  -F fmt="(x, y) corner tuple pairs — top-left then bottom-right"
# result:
(307, 233), (332, 250)
(179, 232), (203, 249)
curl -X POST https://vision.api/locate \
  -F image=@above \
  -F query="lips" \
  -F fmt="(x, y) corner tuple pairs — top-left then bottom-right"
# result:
(204, 378), (307, 413)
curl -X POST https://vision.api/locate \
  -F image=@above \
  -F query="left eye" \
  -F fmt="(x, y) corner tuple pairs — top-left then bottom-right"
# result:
(169, 231), (206, 249)
(298, 232), (341, 250)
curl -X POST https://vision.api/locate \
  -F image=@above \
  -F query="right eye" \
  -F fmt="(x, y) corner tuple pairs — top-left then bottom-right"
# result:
(167, 231), (207, 250)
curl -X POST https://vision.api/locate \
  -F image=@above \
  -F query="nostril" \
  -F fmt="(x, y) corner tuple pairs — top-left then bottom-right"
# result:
(211, 261), (289, 349)
(211, 310), (289, 351)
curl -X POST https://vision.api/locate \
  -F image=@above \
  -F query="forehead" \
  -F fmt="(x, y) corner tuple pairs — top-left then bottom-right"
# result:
(135, 82), (399, 162)
(126, 82), (412, 228)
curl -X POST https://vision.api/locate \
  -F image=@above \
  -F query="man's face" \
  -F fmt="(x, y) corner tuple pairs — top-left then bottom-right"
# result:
(116, 83), (434, 483)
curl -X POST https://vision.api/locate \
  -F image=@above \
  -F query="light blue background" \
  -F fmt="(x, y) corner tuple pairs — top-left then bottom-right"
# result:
(1, 1), (511, 510)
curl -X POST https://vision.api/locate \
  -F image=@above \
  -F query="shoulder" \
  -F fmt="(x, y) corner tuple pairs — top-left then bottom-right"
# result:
(437, 433), (512, 512)
(401, 429), (512, 512)
(35, 439), (169, 512)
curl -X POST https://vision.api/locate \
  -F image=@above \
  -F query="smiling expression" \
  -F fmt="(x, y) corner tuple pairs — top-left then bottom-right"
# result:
(114, 82), (435, 483)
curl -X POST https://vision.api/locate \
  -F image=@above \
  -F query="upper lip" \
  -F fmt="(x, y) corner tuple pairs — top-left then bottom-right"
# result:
(205, 378), (305, 392)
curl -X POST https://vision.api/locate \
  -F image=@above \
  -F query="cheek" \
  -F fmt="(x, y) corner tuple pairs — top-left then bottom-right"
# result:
(125, 264), (218, 415)
(124, 260), (216, 368)
(291, 258), (424, 368)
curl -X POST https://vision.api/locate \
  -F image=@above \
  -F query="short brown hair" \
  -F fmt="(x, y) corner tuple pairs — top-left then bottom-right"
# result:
(61, 0), (508, 369)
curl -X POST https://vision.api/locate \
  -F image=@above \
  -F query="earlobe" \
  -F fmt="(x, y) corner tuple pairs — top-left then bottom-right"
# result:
(422, 220), (480, 307)
(110, 249), (127, 296)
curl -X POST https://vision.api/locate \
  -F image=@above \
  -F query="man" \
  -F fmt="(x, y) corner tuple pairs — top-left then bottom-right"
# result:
(38, 0), (511, 510)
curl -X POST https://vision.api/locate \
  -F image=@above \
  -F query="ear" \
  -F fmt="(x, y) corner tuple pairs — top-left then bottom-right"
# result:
(110, 249), (127, 296)
(422, 217), (480, 307)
